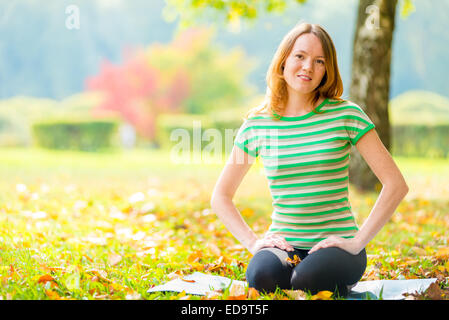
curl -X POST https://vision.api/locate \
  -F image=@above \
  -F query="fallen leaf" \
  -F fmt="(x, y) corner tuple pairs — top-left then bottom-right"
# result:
(228, 244), (245, 252)
(403, 282), (447, 300)
(108, 253), (122, 266)
(311, 290), (333, 300)
(435, 247), (449, 260)
(206, 243), (221, 256)
(37, 274), (55, 284)
(285, 255), (301, 266)
(284, 289), (307, 300)
(86, 269), (111, 283)
(424, 282), (445, 300)
(240, 208), (254, 218)
(83, 254), (94, 262)
(203, 290), (222, 300)
(228, 282), (246, 300)
(181, 278), (196, 283)
(190, 262), (204, 272)
(40, 264), (66, 273)
(411, 246), (427, 256)
(247, 287), (260, 300)
(187, 251), (202, 264)
(167, 271), (183, 280)
(125, 292), (142, 300)
(170, 290), (187, 300)
(45, 289), (60, 300)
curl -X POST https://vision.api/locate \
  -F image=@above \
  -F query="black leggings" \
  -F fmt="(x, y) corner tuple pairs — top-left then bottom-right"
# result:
(245, 247), (367, 297)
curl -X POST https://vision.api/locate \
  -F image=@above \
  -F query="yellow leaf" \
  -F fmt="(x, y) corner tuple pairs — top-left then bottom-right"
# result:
(444, 261), (449, 273)
(284, 289), (307, 300)
(390, 250), (400, 256)
(187, 251), (202, 264)
(203, 290), (222, 300)
(192, 262), (204, 271)
(311, 290), (333, 300)
(37, 274), (55, 284)
(45, 289), (60, 300)
(167, 271), (183, 280)
(170, 290), (186, 300)
(436, 247), (449, 259)
(206, 243), (221, 256)
(108, 253), (122, 266)
(241, 208), (254, 218)
(247, 287), (260, 300)
(228, 282), (246, 300)
(411, 246), (427, 256)
(109, 282), (125, 292)
(430, 231), (440, 238)
(228, 294), (247, 300)
(86, 269), (111, 283)
(285, 255), (301, 266)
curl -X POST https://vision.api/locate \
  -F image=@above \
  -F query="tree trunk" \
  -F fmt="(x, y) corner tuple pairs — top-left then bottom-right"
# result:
(349, 0), (398, 191)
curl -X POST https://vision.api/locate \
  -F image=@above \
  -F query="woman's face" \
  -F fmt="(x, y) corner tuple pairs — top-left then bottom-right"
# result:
(283, 33), (327, 97)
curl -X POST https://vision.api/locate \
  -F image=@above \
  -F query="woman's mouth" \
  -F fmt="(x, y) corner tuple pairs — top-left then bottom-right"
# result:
(297, 75), (312, 81)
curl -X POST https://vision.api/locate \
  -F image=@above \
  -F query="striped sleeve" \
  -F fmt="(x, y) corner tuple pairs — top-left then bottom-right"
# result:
(234, 119), (259, 158)
(345, 104), (376, 146)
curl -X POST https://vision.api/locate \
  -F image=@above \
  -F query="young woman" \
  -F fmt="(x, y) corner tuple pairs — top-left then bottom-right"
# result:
(210, 22), (409, 297)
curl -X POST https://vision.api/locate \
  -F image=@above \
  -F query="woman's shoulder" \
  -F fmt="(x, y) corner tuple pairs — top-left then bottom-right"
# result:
(244, 104), (275, 121)
(324, 98), (366, 111)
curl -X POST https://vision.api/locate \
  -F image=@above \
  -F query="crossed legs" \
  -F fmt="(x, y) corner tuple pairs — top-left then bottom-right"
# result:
(245, 246), (367, 297)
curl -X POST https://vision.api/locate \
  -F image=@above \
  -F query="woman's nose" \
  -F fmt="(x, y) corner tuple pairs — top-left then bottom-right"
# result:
(301, 58), (313, 72)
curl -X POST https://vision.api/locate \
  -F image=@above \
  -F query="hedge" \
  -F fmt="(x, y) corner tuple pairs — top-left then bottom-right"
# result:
(392, 125), (449, 158)
(31, 119), (119, 152)
(155, 113), (242, 155)
(156, 114), (449, 158)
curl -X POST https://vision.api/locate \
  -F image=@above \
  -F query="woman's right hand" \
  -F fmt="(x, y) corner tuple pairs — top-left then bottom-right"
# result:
(249, 233), (295, 255)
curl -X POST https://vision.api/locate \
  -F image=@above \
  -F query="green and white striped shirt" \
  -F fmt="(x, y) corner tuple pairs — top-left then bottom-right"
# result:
(234, 98), (376, 249)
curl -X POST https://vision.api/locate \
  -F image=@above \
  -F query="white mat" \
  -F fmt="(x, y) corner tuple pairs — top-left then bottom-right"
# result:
(347, 278), (437, 300)
(147, 272), (246, 296)
(147, 272), (437, 300)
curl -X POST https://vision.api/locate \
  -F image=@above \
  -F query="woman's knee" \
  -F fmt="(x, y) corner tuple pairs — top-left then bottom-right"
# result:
(290, 264), (320, 293)
(245, 248), (291, 293)
(290, 247), (366, 296)
(290, 266), (348, 296)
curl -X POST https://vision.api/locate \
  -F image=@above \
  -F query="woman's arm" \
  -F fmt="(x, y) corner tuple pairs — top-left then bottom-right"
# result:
(309, 129), (409, 255)
(352, 129), (409, 250)
(210, 145), (294, 255)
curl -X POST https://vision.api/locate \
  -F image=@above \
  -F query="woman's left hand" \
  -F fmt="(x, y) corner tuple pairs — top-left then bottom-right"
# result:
(308, 236), (363, 255)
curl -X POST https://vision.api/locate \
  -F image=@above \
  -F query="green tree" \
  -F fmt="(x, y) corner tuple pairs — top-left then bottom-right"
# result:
(86, 26), (257, 142)
(145, 27), (258, 115)
(165, 0), (415, 191)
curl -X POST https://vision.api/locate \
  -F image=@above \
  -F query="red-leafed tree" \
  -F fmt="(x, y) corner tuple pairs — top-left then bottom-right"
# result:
(86, 49), (190, 141)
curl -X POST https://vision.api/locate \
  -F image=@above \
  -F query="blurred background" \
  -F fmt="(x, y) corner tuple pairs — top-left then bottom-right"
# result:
(0, 0), (448, 198)
(0, 0), (448, 301)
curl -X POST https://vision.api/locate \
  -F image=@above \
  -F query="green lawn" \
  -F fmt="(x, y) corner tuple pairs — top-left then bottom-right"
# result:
(0, 147), (448, 300)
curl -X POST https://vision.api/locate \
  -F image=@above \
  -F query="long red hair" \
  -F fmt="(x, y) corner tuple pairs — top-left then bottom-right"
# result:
(246, 22), (344, 120)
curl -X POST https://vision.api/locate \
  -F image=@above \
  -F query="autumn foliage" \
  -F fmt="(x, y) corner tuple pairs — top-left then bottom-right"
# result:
(86, 27), (255, 143)
(0, 149), (448, 300)
(86, 50), (190, 141)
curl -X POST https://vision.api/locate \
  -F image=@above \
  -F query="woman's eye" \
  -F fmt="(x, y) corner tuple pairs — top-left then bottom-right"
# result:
(317, 60), (325, 65)
(296, 55), (303, 59)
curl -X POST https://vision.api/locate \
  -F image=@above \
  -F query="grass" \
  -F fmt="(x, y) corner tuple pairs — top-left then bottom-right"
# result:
(0, 147), (448, 300)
